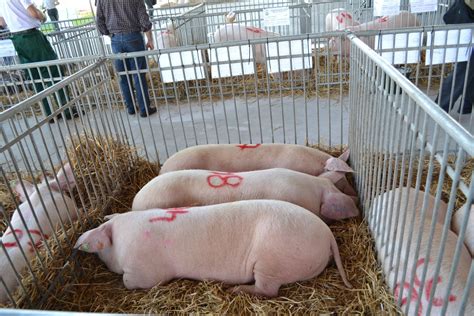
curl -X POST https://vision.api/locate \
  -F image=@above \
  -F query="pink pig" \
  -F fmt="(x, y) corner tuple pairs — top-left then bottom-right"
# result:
(159, 144), (355, 195)
(330, 11), (420, 56)
(0, 163), (77, 303)
(213, 24), (279, 64)
(370, 187), (473, 315)
(452, 203), (474, 257)
(75, 200), (352, 297)
(325, 8), (360, 32)
(132, 168), (358, 222)
(156, 22), (178, 49)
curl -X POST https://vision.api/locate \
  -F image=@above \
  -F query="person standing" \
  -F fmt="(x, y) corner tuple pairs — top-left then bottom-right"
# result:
(43, 0), (60, 31)
(436, 0), (473, 116)
(0, 0), (76, 122)
(96, 0), (157, 117)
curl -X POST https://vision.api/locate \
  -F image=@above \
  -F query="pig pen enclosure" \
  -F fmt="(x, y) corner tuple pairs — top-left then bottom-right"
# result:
(0, 27), (473, 313)
(0, 1), (473, 314)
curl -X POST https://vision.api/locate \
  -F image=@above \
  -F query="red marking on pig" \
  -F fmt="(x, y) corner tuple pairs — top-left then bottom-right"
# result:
(376, 16), (389, 23)
(340, 12), (353, 20)
(335, 14), (344, 24)
(149, 208), (189, 223)
(3, 229), (49, 252)
(3, 229), (24, 248)
(207, 171), (243, 188)
(394, 258), (457, 314)
(246, 26), (264, 33)
(236, 144), (261, 150)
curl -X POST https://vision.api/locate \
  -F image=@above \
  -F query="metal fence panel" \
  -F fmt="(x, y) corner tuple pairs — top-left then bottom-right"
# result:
(348, 32), (473, 315)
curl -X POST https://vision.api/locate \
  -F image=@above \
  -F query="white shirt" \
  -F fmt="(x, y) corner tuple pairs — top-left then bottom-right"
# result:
(0, 0), (41, 33)
(43, 0), (56, 10)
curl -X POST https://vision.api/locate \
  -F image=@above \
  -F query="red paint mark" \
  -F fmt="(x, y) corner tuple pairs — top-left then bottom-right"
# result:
(246, 26), (264, 34)
(336, 14), (344, 24)
(3, 228), (48, 252)
(3, 229), (24, 248)
(376, 16), (389, 23)
(236, 144), (261, 150)
(149, 208), (189, 223)
(207, 171), (243, 188)
(394, 258), (457, 314)
(340, 12), (353, 20)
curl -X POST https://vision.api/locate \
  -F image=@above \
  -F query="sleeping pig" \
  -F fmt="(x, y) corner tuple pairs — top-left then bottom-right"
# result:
(75, 200), (352, 297)
(132, 168), (359, 222)
(0, 163), (77, 303)
(452, 202), (474, 257)
(159, 143), (356, 196)
(369, 187), (473, 315)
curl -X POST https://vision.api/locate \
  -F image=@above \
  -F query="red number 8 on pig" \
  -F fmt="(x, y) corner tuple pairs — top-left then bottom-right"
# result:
(207, 171), (243, 188)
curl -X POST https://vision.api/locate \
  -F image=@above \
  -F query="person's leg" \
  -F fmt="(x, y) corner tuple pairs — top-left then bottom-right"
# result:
(437, 60), (468, 113)
(459, 53), (474, 114)
(10, 30), (59, 116)
(123, 33), (154, 116)
(48, 8), (60, 32)
(111, 35), (136, 114)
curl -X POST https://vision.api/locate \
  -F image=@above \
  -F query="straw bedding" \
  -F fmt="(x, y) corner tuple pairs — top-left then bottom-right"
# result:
(0, 137), (471, 313)
(0, 137), (397, 313)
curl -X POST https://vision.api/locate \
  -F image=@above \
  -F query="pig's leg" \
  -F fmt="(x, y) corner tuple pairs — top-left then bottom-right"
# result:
(229, 261), (283, 297)
(122, 271), (172, 290)
(229, 275), (281, 298)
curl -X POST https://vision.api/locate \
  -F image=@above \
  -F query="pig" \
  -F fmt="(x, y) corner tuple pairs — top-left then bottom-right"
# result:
(132, 168), (359, 222)
(330, 11), (421, 56)
(213, 24), (279, 65)
(159, 143), (356, 196)
(0, 163), (77, 303)
(452, 203), (474, 256)
(156, 22), (178, 49)
(75, 200), (352, 297)
(369, 187), (473, 315)
(325, 8), (360, 32)
(226, 11), (236, 24)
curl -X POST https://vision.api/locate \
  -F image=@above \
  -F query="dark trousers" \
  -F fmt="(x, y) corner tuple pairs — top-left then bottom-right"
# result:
(47, 8), (60, 31)
(10, 29), (71, 117)
(437, 52), (474, 114)
(111, 32), (151, 115)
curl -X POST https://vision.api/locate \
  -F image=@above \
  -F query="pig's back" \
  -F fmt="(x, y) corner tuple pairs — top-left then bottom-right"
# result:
(160, 144), (328, 175)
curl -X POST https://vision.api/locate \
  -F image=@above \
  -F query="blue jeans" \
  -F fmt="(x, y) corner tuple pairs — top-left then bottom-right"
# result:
(111, 32), (151, 114)
(437, 52), (473, 114)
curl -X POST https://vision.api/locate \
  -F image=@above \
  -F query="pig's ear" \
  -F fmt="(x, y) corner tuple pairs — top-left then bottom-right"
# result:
(50, 163), (76, 192)
(321, 192), (359, 220)
(15, 181), (35, 202)
(338, 149), (350, 162)
(74, 223), (112, 253)
(325, 157), (353, 173)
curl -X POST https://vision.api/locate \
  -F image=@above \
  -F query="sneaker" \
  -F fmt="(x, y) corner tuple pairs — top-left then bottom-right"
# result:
(48, 113), (62, 124)
(140, 107), (157, 118)
(128, 109), (136, 115)
(458, 106), (472, 115)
